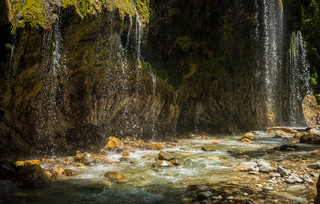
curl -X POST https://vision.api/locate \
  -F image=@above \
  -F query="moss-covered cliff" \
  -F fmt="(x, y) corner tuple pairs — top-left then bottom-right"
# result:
(0, 0), (314, 157)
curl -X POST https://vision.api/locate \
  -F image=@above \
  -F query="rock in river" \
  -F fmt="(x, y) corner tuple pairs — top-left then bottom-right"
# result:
(17, 164), (51, 187)
(278, 166), (290, 177)
(104, 172), (126, 182)
(279, 144), (299, 151)
(158, 151), (173, 161)
(300, 134), (320, 144)
(234, 162), (258, 172)
(152, 160), (174, 167)
(308, 162), (320, 170)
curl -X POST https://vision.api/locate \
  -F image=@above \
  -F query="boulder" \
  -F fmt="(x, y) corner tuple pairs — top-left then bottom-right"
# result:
(17, 164), (51, 187)
(104, 172), (125, 182)
(201, 146), (217, 151)
(158, 151), (173, 161)
(0, 161), (18, 180)
(169, 159), (182, 166)
(300, 134), (320, 144)
(152, 160), (174, 167)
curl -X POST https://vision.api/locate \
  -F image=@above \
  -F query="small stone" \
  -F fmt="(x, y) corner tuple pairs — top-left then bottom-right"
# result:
(278, 166), (290, 177)
(286, 175), (303, 184)
(151, 143), (163, 150)
(201, 146), (216, 151)
(262, 187), (274, 191)
(238, 136), (252, 142)
(243, 192), (249, 196)
(152, 160), (174, 167)
(64, 169), (79, 176)
(227, 196), (234, 200)
(104, 172), (125, 182)
(270, 173), (281, 178)
(122, 152), (130, 157)
(249, 171), (259, 175)
(158, 151), (173, 161)
(256, 159), (271, 167)
(259, 165), (277, 173)
(197, 191), (213, 200)
(308, 162), (320, 169)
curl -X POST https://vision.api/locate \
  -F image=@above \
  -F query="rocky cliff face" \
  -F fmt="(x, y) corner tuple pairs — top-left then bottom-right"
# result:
(0, 0), (309, 156)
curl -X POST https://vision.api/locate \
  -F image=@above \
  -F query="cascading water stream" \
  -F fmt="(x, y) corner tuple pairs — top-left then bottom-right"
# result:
(287, 31), (312, 126)
(9, 0), (27, 74)
(261, 0), (283, 113)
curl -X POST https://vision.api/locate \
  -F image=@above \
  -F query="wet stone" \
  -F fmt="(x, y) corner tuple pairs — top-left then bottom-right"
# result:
(286, 175), (303, 184)
(152, 160), (174, 167)
(270, 173), (281, 178)
(201, 146), (216, 151)
(158, 151), (173, 161)
(104, 172), (125, 182)
(197, 191), (213, 200)
(279, 144), (300, 151)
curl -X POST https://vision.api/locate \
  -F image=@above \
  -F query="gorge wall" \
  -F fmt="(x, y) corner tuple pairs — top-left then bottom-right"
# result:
(0, 0), (315, 157)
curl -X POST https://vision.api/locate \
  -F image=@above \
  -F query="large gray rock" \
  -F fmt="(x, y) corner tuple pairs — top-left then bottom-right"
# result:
(286, 185), (306, 197)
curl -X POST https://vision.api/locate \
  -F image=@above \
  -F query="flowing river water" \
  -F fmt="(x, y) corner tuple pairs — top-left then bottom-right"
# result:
(0, 132), (319, 203)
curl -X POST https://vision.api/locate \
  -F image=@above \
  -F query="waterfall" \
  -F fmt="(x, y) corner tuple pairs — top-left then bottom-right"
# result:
(9, 0), (27, 74)
(261, 0), (283, 113)
(287, 31), (312, 126)
(37, 10), (64, 153)
(149, 63), (157, 139)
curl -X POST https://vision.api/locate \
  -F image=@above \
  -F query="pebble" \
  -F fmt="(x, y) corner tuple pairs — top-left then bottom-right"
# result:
(278, 166), (290, 177)
(262, 187), (274, 191)
(256, 159), (271, 167)
(303, 175), (314, 184)
(243, 192), (249, 196)
(270, 173), (281, 178)
(259, 165), (277, 173)
(226, 196), (234, 200)
(249, 171), (259, 175)
(286, 175), (303, 184)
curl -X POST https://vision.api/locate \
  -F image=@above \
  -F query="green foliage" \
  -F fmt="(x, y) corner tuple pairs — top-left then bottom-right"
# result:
(311, 66), (318, 86)
(174, 36), (192, 52)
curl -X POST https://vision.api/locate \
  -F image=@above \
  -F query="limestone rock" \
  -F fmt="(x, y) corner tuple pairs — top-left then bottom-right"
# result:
(104, 172), (125, 182)
(104, 137), (124, 150)
(158, 151), (173, 161)
(256, 159), (271, 167)
(302, 95), (319, 126)
(152, 160), (174, 167)
(169, 158), (182, 166)
(17, 164), (51, 187)
(238, 136), (252, 142)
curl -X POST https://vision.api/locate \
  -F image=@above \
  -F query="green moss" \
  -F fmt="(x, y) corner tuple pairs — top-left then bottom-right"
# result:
(19, 0), (44, 29)
(174, 36), (192, 52)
